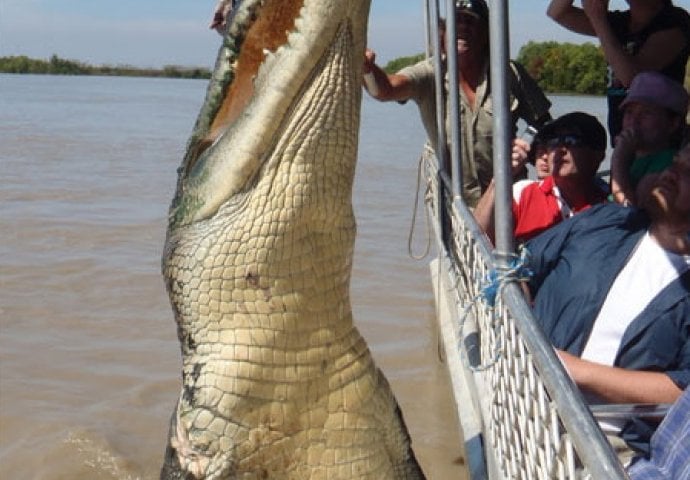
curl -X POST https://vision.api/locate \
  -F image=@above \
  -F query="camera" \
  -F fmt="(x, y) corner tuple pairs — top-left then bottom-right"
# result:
(520, 125), (538, 146)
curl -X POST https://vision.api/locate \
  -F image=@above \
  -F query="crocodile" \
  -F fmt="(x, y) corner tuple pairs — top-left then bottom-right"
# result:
(159, 0), (426, 478)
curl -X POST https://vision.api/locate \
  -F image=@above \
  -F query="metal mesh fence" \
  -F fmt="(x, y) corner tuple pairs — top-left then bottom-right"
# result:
(422, 148), (628, 480)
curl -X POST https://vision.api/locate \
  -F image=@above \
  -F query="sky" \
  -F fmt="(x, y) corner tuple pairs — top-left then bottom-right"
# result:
(1, 0), (689, 69)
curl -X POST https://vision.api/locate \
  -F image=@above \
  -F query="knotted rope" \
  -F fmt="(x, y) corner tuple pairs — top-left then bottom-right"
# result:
(458, 247), (533, 371)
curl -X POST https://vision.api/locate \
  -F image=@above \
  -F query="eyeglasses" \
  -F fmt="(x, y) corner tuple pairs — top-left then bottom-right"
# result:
(544, 134), (587, 150)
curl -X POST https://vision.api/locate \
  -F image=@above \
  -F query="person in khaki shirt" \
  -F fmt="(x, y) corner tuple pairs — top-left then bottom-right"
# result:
(363, 0), (552, 206)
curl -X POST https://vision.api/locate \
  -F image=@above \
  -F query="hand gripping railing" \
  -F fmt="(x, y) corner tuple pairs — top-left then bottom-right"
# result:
(422, 147), (629, 480)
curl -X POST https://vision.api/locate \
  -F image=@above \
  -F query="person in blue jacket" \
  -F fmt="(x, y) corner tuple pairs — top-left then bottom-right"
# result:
(524, 141), (690, 457)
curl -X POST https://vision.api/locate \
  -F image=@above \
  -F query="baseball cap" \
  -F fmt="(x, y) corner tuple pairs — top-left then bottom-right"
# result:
(538, 112), (607, 151)
(620, 71), (689, 117)
(455, 0), (488, 23)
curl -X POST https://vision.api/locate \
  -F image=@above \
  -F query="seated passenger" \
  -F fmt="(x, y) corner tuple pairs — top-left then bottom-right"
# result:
(524, 142), (690, 459)
(530, 138), (552, 181)
(511, 137), (553, 214)
(610, 71), (689, 207)
(474, 112), (608, 244)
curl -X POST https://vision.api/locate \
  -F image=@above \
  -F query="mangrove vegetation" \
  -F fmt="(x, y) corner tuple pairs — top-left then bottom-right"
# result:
(3, 42), (690, 94)
(0, 54), (211, 79)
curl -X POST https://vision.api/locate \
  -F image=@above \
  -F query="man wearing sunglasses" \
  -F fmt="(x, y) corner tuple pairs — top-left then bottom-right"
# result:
(474, 111), (609, 244)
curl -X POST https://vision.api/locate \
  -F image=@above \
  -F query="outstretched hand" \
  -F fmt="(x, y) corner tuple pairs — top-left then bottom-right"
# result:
(363, 49), (376, 74)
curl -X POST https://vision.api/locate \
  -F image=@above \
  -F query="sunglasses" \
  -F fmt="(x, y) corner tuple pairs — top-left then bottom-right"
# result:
(456, 0), (476, 8)
(543, 134), (588, 150)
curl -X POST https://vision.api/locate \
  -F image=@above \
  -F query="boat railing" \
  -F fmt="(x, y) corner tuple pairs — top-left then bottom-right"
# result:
(422, 144), (630, 479)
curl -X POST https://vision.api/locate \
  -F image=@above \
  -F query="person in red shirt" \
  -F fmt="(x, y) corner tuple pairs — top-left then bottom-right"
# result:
(474, 111), (609, 244)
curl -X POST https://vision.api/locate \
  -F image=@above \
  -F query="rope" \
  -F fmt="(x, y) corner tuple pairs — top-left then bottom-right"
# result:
(407, 151), (432, 261)
(435, 252), (446, 363)
(481, 248), (533, 307)
(456, 247), (533, 371)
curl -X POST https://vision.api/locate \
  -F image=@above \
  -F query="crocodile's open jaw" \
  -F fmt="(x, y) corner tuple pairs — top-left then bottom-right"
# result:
(169, 0), (370, 228)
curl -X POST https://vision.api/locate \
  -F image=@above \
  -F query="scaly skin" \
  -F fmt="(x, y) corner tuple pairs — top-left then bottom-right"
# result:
(159, 0), (425, 478)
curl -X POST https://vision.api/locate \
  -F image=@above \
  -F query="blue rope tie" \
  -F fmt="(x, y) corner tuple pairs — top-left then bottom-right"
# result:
(457, 247), (533, 371)
(480, 247), (533, 307)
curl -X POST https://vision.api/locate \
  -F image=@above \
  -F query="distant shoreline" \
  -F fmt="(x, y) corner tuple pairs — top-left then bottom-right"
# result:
(0, 55), (211, 80)
(3, 51), (688, 96)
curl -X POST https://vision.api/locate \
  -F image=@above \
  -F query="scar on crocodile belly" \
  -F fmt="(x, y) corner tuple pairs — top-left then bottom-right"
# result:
(245, 270), (272, 301)
(245, 271), (259, 287)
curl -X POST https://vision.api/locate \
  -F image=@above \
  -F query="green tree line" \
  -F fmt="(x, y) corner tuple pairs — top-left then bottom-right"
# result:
(381, 41), (607, 94)
(517, 41), (607, 94)
(382, 54), (425, 74)
(4, 45), (690, 93)
(0, 54), (211, 79)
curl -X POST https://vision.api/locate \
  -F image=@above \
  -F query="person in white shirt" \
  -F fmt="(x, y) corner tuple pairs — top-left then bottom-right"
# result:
(525, 141), (690, 459)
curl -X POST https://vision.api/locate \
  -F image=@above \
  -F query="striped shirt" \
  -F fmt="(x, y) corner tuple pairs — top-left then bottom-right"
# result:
(628, 388), (690, 480)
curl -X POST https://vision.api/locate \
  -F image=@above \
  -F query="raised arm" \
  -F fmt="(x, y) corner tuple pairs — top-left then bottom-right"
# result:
(473, 179), (498, 243)
(473, 139), (532, 244)
(547, 0), (596, 36)
(581, 0), (688, 87)
(362, 49), (414, 102)
(609, 128), (638, 206)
